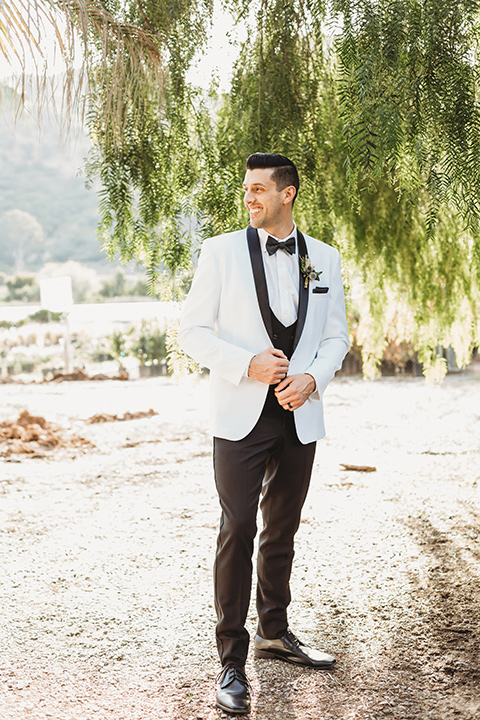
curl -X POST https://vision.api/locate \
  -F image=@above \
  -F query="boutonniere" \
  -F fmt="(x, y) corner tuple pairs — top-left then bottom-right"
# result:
(300, 255), (322, 289)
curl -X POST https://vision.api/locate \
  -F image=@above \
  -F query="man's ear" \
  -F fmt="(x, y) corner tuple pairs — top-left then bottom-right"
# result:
(282, 185), (296, 205)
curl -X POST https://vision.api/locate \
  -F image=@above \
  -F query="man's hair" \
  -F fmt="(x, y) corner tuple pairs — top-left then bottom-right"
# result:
(246, 153), (299, 205)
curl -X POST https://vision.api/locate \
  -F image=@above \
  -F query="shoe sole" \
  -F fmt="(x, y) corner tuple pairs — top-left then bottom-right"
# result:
(254, 648), (335, 669)
(216, 699), (251, 715)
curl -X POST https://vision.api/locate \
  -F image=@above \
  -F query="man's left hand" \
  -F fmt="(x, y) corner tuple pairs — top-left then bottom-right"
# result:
(274, 373), (316, 411)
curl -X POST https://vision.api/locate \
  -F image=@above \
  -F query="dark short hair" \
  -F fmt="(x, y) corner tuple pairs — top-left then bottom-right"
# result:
(246, 153), (299, 204)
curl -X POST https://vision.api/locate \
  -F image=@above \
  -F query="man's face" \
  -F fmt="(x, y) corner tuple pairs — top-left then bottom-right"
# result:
(242, 168), (285, 231)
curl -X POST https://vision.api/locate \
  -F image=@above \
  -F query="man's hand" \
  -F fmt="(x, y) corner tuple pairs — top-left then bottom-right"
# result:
(275, 373), (316, 411)
(248, 348), (289, 385)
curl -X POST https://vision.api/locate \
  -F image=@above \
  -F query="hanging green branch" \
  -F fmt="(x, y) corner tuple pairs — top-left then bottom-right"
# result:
(333, 0), (480, 235)
(84, 0), (213, 286)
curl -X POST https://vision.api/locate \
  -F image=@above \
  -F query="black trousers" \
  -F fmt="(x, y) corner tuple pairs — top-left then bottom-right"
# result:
(213, 405), (316, 667)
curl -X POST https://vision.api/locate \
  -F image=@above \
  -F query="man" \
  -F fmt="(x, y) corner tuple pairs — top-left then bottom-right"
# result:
(178, 153), (350, 715)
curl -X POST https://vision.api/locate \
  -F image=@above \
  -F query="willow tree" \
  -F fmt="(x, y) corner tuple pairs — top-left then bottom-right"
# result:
(2, 0), (479, 376)
(333, 0), (480, 376)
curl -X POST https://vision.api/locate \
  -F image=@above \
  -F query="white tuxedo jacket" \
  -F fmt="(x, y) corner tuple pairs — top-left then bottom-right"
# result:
(178, 227), (350, 443)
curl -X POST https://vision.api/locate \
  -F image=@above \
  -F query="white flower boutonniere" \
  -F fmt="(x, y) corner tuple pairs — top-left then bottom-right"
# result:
(300, 255), (322, 289)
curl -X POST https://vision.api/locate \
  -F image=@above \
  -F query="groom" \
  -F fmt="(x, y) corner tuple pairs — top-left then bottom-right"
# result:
(178, 153), (350, 714)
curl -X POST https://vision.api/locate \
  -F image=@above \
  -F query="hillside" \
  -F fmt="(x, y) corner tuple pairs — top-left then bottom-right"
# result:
(0, 82), (109, 273)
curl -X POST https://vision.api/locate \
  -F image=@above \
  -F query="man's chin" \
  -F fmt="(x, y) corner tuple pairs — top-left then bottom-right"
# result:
(249, 216), (263, 228)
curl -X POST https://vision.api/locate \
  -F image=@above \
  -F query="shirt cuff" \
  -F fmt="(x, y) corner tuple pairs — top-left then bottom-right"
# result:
(243, 354), (256, 378)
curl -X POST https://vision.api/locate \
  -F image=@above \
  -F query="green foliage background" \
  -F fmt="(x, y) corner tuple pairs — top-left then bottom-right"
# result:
(3, 0), (480, 377)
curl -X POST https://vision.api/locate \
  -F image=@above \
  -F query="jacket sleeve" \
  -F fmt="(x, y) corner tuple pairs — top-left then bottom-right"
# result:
(177, 240), (254, 387)
(305, 249), (350, 399)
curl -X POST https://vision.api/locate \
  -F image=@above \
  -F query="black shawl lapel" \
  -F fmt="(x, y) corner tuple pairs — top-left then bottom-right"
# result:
(292, 230), (309, 353)
(247, 225), (273, 341)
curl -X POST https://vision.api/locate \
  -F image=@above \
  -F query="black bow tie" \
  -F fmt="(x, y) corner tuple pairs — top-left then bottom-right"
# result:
(266, 236), (296, 256)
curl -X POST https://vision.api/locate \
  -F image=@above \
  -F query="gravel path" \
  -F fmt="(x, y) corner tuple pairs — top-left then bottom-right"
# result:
(0, 371), (479, 720)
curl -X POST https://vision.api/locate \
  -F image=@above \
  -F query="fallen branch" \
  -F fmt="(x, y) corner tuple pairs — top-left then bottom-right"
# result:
(340, 463), (377, 472)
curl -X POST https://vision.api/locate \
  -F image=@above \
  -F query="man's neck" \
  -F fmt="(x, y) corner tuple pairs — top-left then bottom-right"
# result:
(261, 221), (295, 240)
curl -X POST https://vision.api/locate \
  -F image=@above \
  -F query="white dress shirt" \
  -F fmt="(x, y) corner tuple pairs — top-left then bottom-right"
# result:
(257, 224), (299, 327)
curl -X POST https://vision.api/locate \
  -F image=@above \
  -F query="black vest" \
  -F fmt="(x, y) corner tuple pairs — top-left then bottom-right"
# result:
(271, 310), (296, 359)
(262, 310), (297, 416)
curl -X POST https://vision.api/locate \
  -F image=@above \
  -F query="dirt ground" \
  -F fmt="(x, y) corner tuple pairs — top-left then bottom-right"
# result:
(0, 370), (479, 720)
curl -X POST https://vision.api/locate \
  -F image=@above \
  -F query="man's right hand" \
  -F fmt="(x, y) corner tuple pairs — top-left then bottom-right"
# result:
(247, 348), (289, 385)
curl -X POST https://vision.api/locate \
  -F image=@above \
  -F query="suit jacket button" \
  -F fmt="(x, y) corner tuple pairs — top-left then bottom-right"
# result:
(273, 333), (278, 340)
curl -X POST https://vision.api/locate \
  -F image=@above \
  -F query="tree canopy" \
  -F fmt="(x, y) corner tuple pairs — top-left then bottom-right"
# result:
(2, 0), (480, 377)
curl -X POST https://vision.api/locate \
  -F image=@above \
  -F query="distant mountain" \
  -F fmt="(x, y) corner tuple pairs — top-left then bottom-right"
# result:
(0, 82), (110, 273)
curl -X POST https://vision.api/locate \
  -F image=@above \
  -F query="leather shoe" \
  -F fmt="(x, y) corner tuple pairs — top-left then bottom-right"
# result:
(254, 629), (335, 669)
(216, 663), (251, 715)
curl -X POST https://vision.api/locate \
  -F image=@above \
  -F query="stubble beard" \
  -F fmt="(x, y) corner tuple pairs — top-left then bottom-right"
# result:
(248, 209), (266, 229)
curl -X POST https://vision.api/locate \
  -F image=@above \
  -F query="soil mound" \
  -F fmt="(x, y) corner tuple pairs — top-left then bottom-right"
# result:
(86, 409), (157, 424)
(51, 369), (129, 382)
(0, 410), (93, 457)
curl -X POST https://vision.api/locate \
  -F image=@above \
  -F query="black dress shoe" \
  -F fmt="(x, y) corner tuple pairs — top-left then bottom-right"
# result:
(216, 663), (251, 715)
(254, 629), (335, 669)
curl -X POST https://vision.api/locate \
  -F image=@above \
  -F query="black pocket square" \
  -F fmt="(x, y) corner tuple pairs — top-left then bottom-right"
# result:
(312, 286), (329, 294)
